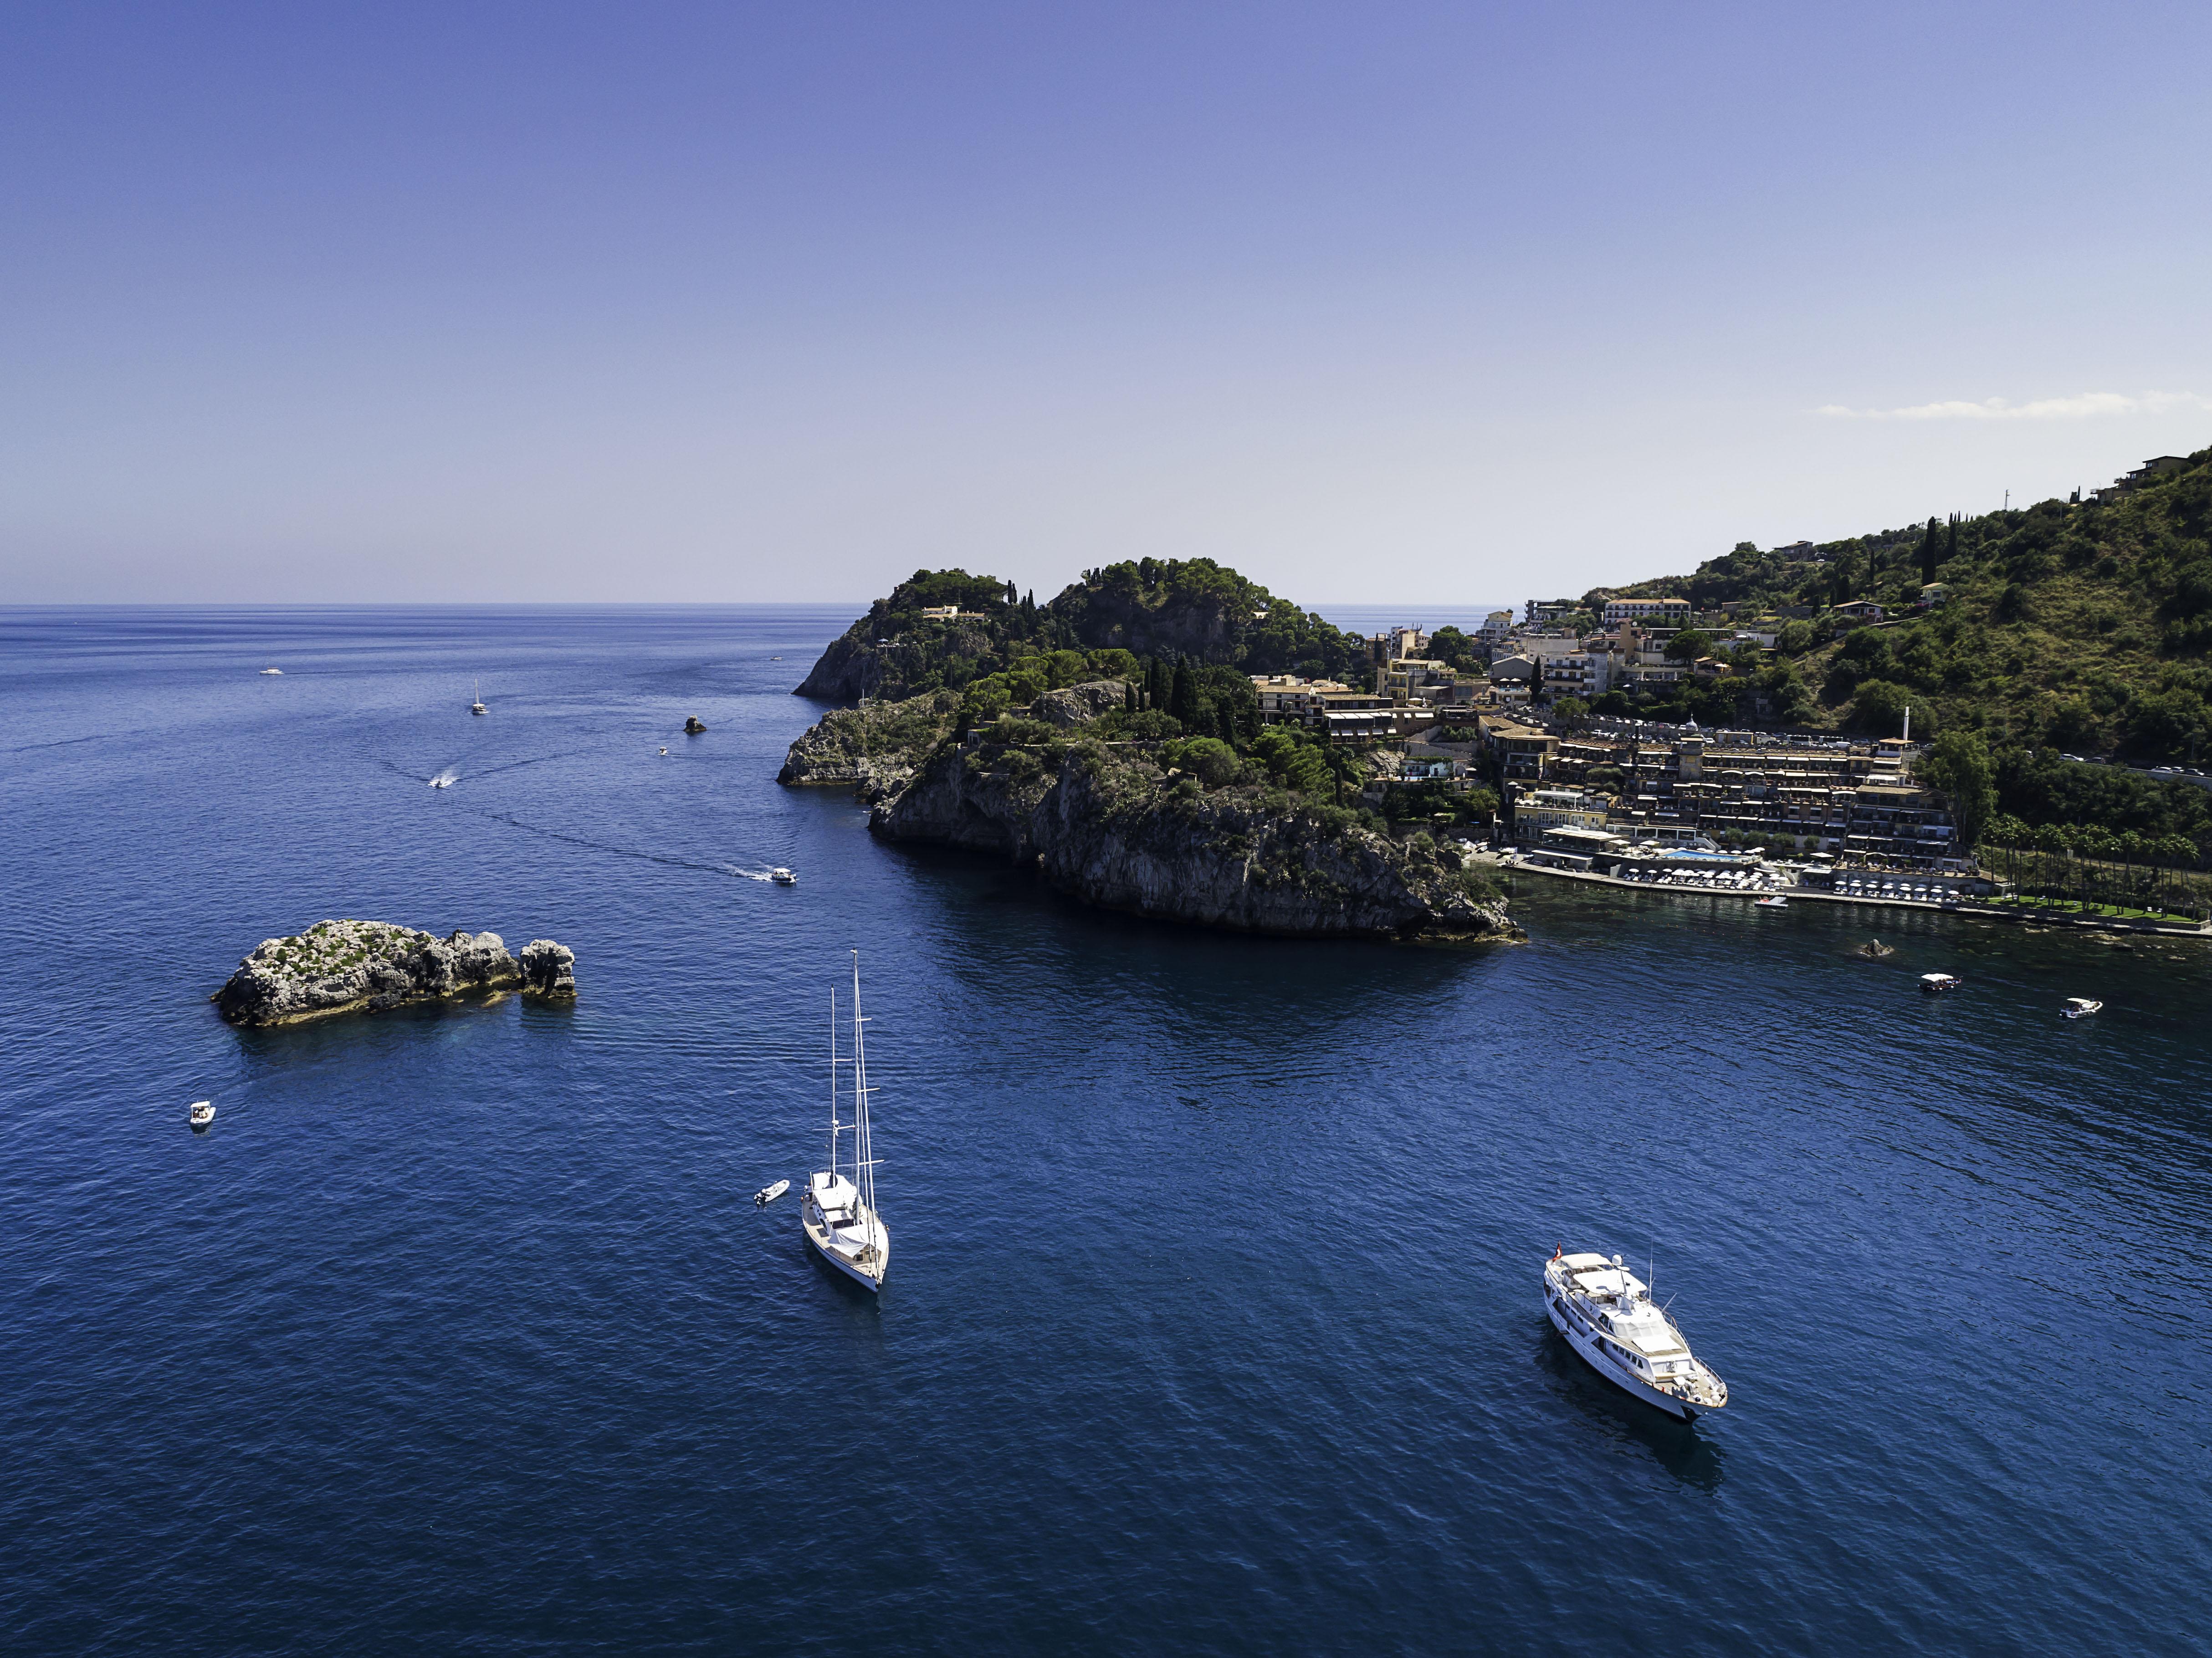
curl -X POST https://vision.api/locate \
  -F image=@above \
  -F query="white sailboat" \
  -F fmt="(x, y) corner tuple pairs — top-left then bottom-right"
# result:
(469, 678), (487, 716)
(802, 952), (890, 1292)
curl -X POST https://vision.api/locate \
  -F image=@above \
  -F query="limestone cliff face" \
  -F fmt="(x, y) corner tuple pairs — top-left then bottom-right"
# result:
(215, 920), (575, 1026)
(872, 742), (1523, 942)
(776, 690), (961, 791)
(795, 619), (1000, 701)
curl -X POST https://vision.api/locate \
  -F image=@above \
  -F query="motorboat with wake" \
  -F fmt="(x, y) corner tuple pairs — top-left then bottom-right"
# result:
(770, 868), (797, 886)
(801, 952), (890, 1292)
(1544, 1250), (1726, 1421)
(2062, 997), (2103, 1019)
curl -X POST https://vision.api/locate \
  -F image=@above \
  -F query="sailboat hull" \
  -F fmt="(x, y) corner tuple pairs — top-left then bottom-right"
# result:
(802, 1203), (889, 1292)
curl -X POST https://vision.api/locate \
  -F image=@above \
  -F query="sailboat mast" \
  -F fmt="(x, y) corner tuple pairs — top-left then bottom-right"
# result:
(851, 950), (876, 1240)
(828, 986), (839, 1179)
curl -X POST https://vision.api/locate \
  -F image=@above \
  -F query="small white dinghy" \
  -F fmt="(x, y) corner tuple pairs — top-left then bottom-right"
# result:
(189, 1100), (215, 1131)
(1755, 895), (1789, 909)
(770, 868), (797, 886)
(755, 1179), (790, 1207)
(2062, 997), (2103, 1019)
(259, 667), (282, 675)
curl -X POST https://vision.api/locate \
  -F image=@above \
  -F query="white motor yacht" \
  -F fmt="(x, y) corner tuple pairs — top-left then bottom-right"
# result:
(1544, 1250), (1726, 1421)
(801, 953), (890, 1292)
(770, 867), (797, 886)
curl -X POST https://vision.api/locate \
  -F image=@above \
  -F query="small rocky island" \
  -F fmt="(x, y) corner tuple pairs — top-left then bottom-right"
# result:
(215, 919), (577, 1027)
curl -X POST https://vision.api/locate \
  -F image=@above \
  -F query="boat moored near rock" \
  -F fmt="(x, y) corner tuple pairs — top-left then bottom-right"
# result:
(1544, 1250), (1727, 1421)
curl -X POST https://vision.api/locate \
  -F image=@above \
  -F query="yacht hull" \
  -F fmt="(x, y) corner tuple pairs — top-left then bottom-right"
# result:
(1544, 1292), (1696, 1421)
(802, 1208), (888, 1293)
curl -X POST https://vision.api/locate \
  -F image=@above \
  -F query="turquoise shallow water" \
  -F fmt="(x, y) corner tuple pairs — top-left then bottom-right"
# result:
(3, 605), (2209, 1654)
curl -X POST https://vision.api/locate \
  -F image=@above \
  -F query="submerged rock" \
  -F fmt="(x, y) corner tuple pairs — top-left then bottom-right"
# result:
(871, 739), (1523, 944)
(215, 920), (576, 1026)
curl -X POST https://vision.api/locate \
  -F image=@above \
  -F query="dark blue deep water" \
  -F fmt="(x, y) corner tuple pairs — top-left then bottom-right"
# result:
(4, 606), (2209, 1655)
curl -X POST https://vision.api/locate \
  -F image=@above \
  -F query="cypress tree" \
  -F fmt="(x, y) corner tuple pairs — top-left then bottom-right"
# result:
(1148, 657), (1170, 711)
(1171, 658), (1201, 729)
(1945, 513), (1958, 568)
(1919, 517), (1941, 586)
(1217, 701), (1238, 747)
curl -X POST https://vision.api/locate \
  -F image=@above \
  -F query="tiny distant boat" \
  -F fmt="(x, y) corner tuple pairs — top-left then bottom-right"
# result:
(1755, 895), (1789, 909)
(189, 1100), (215, 1130)
(1544, 1249), (1726, 1421)
(470, 676), (487, 716)
(803, 953), (890, 1292)
(659, 747), (669, 756)
(259, 667), (282, 675)
(755, 1178), (790, 1207)
(2062, 998), (2103, 1019)
(429, 775), (453, 789)
(1920, 972), (1963, 994)
(770, 867), (797, 886)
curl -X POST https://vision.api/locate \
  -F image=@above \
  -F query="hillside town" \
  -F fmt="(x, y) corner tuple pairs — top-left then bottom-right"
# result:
(1254, 600), (1982, 898)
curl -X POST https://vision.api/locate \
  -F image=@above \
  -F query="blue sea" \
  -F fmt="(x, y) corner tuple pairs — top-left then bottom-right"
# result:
(4, 605), (2208, 1655)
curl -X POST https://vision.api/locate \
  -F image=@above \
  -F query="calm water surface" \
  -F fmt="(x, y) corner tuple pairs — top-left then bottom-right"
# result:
(2, 606), (2207, 1654)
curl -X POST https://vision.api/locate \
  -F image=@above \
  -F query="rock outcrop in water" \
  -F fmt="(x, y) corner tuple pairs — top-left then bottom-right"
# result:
(518, 939), (577, 998)
(215, 919), (578, 1026)
(776, 689), (960, 793)
(871, 739), (1523, 943)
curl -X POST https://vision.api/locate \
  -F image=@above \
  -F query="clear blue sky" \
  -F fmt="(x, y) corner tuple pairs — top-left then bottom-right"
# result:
(4, 2), (2207, 606)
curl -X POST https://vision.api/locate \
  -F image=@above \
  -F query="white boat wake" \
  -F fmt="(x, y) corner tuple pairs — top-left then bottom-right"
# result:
(724, 865), (777, 882)
(429, 768), (460, 789)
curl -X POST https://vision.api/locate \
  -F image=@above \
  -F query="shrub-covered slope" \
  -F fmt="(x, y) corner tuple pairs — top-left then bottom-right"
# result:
(796, 558), (1369, 703)
(1603, 445), (2212, 762)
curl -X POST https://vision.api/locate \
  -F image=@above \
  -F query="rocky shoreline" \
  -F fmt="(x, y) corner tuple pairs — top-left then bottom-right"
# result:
(779, 689), (1523, 945)
(215, 919), (577, 1027)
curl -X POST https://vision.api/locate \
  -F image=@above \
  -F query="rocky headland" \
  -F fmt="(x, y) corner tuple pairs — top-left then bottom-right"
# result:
(873, 735), (1521, 942)
(215, 919), (578, 1027)
(778, 686), (1521, 944)
(776, 689), (961, 796)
